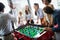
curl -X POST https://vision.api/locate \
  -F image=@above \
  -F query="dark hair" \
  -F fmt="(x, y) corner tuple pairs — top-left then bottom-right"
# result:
(35, 11), (37, 16)
(25, 6), (31, 15)
(25, 10), (28, 15)
(0, 2), (5, 12)
(43, 6), (54, 14)
(34, 3), (39, 6)
(42, 0), (51, 3)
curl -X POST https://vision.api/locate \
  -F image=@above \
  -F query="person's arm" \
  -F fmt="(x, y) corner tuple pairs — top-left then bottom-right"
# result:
(25, 14), (27, 23)
(8, 14), (17, 31)
(39, 9), (44, 24)
(37, 14), (39, 23)
(44, 14), (59, 32)
(44, 14), (57, 30)
(47, 17), (58, 31)
(30, 13), (33, 23)
(18, 17), (20, 24)
(52, 14), (60, 32)
(50, 4), (54, 9)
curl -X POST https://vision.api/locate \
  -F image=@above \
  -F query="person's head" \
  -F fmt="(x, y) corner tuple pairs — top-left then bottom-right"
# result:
(0, 2), (5, 12)
(25, 10), (29, 15)
(43, 6), (54, 14)
(19, 11), (22, 16)
(42, 0), (51, 5)
(25, 5), (29, 10)
(25, 5), (30, 14)
(25, 5), (30, 12)
(34, 3), (39, 11)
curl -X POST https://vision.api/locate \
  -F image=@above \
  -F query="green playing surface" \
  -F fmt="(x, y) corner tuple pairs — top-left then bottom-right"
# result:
(18, 26), (44, 38)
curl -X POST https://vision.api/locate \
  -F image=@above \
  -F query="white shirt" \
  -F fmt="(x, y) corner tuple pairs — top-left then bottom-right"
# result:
(37, 8), (44, 19)
(0, 12), (17, 35)
(18, 15), (24, 23)
(25, 13), (33, 20)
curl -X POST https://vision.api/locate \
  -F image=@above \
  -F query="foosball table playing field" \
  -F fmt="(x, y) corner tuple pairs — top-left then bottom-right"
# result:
(14, 24), (54, 40)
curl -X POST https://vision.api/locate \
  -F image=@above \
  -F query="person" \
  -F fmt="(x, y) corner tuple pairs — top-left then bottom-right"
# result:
(0, 2), (17, 40)
(44, 6), (60, 40)
(42, 0), (54, 9)
(18, 11), (24, 26)
(42, 0), (54, 27)
(25, 5), (34, 24)
(43, 6), (54, 27)
(34, 3), (44, 25)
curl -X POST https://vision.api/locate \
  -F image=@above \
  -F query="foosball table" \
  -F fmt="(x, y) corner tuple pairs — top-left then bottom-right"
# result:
(14, 24), (54, 40)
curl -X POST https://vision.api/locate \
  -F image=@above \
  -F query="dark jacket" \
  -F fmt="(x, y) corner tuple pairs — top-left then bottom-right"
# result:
(52, 9), (60, 32)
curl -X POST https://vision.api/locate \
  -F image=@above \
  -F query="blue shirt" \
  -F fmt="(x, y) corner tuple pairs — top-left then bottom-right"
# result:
(37, 8), (44, 19)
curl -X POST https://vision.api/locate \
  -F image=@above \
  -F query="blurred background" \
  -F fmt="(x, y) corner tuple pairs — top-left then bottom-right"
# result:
(0, 0), (60, 29)
(0, 0), (60, 13)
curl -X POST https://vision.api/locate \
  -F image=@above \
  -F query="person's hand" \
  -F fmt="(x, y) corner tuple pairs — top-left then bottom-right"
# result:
(37, 21), (38, 23)
(12, 33), (18, 40)
(30, 19), (32, 23)
(48, 27), (52, 31)
(54, 24), (58, 28)
(44, 27), (48, 30)
(44, 27), (52, 31)
(13, 29), (16, 32)
(41, 18), (45, 25)
(41, 21), (45, 25)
